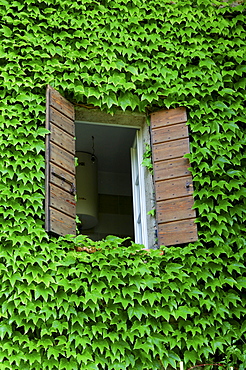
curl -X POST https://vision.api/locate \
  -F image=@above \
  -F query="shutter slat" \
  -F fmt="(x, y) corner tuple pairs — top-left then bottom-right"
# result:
(49, 87), (75, 120)
(50, 142), (75, 174)
(151, 107), (198, 246)
(158, 219), (197, 246)
(157, 196), (196, 223)
(155, 157), (191, 181)
(156, 176), (193, 201)
(153, 138), (190, 162)
(152, 122), (188, 144)
(50, 106), (75, 136)
(50, 184), (76, 218)
(49, 208), (76, 236)
(151, 107), (187, 128)
(45, 85), (76, 236)
(50, 123), (75, 154)
(50, 164), (75, 193)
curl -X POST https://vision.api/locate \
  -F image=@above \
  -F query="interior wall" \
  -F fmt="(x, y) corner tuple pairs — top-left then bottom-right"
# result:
(89, 195), (134, 241)
(86, 171), (134, 241)
(98, 171), (132, 196)
(94, 171), (134, 241)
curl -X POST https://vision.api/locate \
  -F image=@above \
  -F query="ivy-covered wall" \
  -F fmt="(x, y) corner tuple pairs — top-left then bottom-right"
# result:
(0, 0), (246, 369)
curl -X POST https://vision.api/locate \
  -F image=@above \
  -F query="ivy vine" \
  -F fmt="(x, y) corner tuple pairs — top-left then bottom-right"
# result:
(0, 0), (245, 369)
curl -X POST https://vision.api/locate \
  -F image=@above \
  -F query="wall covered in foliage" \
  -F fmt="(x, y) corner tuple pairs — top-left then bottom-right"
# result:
(0, 0), (246, 369)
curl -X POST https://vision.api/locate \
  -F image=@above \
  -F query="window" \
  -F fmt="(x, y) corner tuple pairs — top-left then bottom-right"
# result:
(45, 85), (198, 247)
(75, 121), (149, 246)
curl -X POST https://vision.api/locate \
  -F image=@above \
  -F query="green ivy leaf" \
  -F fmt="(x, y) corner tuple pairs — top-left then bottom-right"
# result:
(47, 346), (60, 360)
(184, 349), (199, 364)
(63, 254), (76, 266)
(34, 285), (54, 302)
(128, 305), (148, 320)
(0, 324), (12, 340)
(2, 25), (12, 37)
(213, 101), (228, 110)
(126, 65), (138, 75)
(118, 92), (133, 111)
(36, 127), (50, 136)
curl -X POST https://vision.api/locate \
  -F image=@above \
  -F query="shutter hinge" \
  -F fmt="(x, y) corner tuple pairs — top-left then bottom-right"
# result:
(185, 181), (193, 190)
(51, 171), (76, 195)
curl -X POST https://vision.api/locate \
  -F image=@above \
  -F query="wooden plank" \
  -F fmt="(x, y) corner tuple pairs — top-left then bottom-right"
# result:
(50, 163), (75, 194)
(45, 86), (51, 232)
(152, 138), (189, 162)
(50, 123), (75, 154)
(156, 176), (193, 201)
(151, 107), (187, 129)
(50, 142), (75, 175)
(158, 219), (197, 246)
(152, 122), (188, 144)
(45, 85), (76, 237)
(49, 207), (76, 236)
(50, 183), (76, 218)
(50, 106), (75, 136)
(150, 106), (198, 246)
(48, 85), (74, 120)
(154, 157), (191, 181)
(156, 196), (196, 223)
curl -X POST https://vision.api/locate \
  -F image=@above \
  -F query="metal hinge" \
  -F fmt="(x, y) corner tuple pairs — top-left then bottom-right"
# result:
(51, 171), (76, 195)
(185, 181), (193, 190)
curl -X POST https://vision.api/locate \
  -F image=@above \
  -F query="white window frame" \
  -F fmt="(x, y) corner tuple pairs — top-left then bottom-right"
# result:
(131, 129), (148, 248)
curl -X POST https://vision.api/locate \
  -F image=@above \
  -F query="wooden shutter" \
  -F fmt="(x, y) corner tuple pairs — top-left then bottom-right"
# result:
(45, 85), (76, 236)
(150, 107), (198, 246)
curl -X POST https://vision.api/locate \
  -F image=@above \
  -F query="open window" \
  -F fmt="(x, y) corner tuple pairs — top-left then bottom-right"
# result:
(45, 85), (198, 247)
(75, 121), (147, 244)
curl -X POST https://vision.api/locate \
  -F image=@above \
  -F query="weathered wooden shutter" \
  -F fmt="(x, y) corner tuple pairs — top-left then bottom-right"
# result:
(45, 85), (76, 236)
(150, 107), (198, 246)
